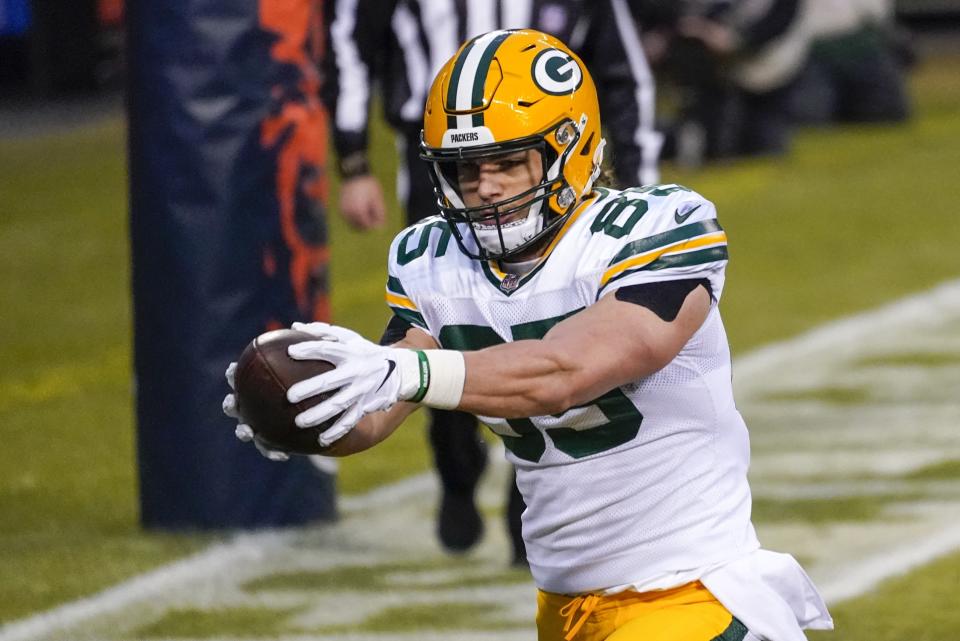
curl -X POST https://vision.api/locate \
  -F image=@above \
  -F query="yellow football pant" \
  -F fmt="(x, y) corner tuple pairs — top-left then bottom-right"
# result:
(536, 580), (747, 641)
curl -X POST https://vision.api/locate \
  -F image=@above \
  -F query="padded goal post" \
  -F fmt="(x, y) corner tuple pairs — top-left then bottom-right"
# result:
(127, 0), (336, 528)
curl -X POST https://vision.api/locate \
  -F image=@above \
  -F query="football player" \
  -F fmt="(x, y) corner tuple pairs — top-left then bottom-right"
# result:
(225, 29), (831, 641)
(325, 0), (663, 563)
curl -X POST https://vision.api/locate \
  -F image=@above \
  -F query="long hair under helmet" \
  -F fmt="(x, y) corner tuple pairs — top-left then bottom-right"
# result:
(420, 29), (606, 261)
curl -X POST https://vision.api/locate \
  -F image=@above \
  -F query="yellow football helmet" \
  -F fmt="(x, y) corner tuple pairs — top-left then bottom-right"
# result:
(420, 29), (606, 260)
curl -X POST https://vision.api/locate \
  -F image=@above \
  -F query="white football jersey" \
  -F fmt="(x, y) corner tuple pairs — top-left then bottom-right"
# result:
(385, 185), (759, 594)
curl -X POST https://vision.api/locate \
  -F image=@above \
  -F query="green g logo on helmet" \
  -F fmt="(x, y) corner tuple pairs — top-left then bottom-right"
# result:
(531, 48), (583, 96)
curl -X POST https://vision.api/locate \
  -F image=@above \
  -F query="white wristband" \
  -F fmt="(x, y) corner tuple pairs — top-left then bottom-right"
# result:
(421, 350), (466, 410)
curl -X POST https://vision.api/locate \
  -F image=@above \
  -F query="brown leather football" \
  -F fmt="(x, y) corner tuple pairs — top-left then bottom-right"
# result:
(233, 329), (336, 455)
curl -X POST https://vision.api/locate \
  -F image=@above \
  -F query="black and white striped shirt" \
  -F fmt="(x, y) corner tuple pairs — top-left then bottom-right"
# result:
(323, 0), (661, 186)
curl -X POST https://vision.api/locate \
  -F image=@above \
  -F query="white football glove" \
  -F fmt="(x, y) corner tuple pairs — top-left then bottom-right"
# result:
(223, 361), (290, 462)
(291, 321), (370, 345)
(286, 323), (421, 447)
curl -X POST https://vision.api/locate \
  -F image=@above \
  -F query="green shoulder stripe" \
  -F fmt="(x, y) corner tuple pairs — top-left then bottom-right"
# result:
(602, 246), (729, 290)
(608, 219), (723, 267)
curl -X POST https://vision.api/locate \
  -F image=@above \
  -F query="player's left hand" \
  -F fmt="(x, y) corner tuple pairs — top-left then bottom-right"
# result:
(223, 362), (290, 462)
(286, 324), (420, 446)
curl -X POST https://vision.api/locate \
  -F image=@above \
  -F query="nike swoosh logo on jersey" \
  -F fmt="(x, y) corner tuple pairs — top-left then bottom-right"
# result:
(674, 203), (702, 224)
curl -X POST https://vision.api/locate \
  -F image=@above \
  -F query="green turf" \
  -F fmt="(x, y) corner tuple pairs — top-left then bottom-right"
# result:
(2, 52), (959, 625)
(856, 352), (960, 367)
(321, 601), (521, 634)
(0, 124), (212, 622)
(684, 60), (960, 352)
(904, 460), (960, 481)
(134, 606), (301, 638)
(751, 494), (918, 524)
(244, 561), (434, 592)
(0, 109), (425, 620)
(244, 558), (530, 593)
(135, 601), (521, 637)
(758, 387), (872, 405)
(808, 550), (960, 641)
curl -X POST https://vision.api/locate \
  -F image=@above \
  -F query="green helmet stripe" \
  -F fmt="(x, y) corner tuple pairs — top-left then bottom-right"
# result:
(444, 31), (512, 130)
(469, 31), (511, 127)
(445, 36), (479, 129)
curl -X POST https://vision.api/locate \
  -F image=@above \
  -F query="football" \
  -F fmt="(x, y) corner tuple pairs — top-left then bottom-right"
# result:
(233, 328), (336, 455)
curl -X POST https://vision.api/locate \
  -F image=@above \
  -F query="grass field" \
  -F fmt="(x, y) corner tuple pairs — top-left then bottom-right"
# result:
(809, 549), (960, 641)
(1, 51), (959, 636)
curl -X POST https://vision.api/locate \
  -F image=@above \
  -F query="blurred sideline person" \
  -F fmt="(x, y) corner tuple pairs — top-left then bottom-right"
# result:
(642, 0), (910, 165)
(322, 0), (662, 563)
(226, 29), (832, 640)
(641, 0), (809, 163)
(788, 0), (911, 125)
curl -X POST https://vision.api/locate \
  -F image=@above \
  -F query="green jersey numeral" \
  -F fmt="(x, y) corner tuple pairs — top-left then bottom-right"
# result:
(397, 221), (451, 266)
(590, 185), (694, 239)
(590, 196), (649, 239)
(438, 313), (643, 462)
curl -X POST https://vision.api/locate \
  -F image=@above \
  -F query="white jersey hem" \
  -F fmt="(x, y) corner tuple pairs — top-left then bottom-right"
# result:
(701, 549), (833, 641)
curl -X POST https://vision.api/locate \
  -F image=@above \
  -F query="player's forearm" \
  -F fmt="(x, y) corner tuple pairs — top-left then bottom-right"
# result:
(323, 401), (418, 456)
(435, 293), (708, 419)
(456, 340), (600, 418)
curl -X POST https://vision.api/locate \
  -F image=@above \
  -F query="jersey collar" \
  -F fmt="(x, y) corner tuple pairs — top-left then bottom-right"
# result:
(479, 191), (599, 296)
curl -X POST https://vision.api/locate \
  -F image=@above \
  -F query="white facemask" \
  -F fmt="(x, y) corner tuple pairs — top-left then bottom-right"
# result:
(472, 198), (545, 255)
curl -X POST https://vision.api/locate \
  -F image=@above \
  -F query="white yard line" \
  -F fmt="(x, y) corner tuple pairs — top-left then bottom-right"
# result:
(3, 279), (960, 641)
(735, 279), (960, 604)
(0, 472), (442, 641)
(733, 279), (960, 393)
(819, 521), (960, 603)
(339, 471), (433, 514)
(0, 532), (296, 641)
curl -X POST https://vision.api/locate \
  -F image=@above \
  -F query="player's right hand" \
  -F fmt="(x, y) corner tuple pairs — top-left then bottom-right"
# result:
(286, 326), (420, 446)
(339, 175), (387, 230)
